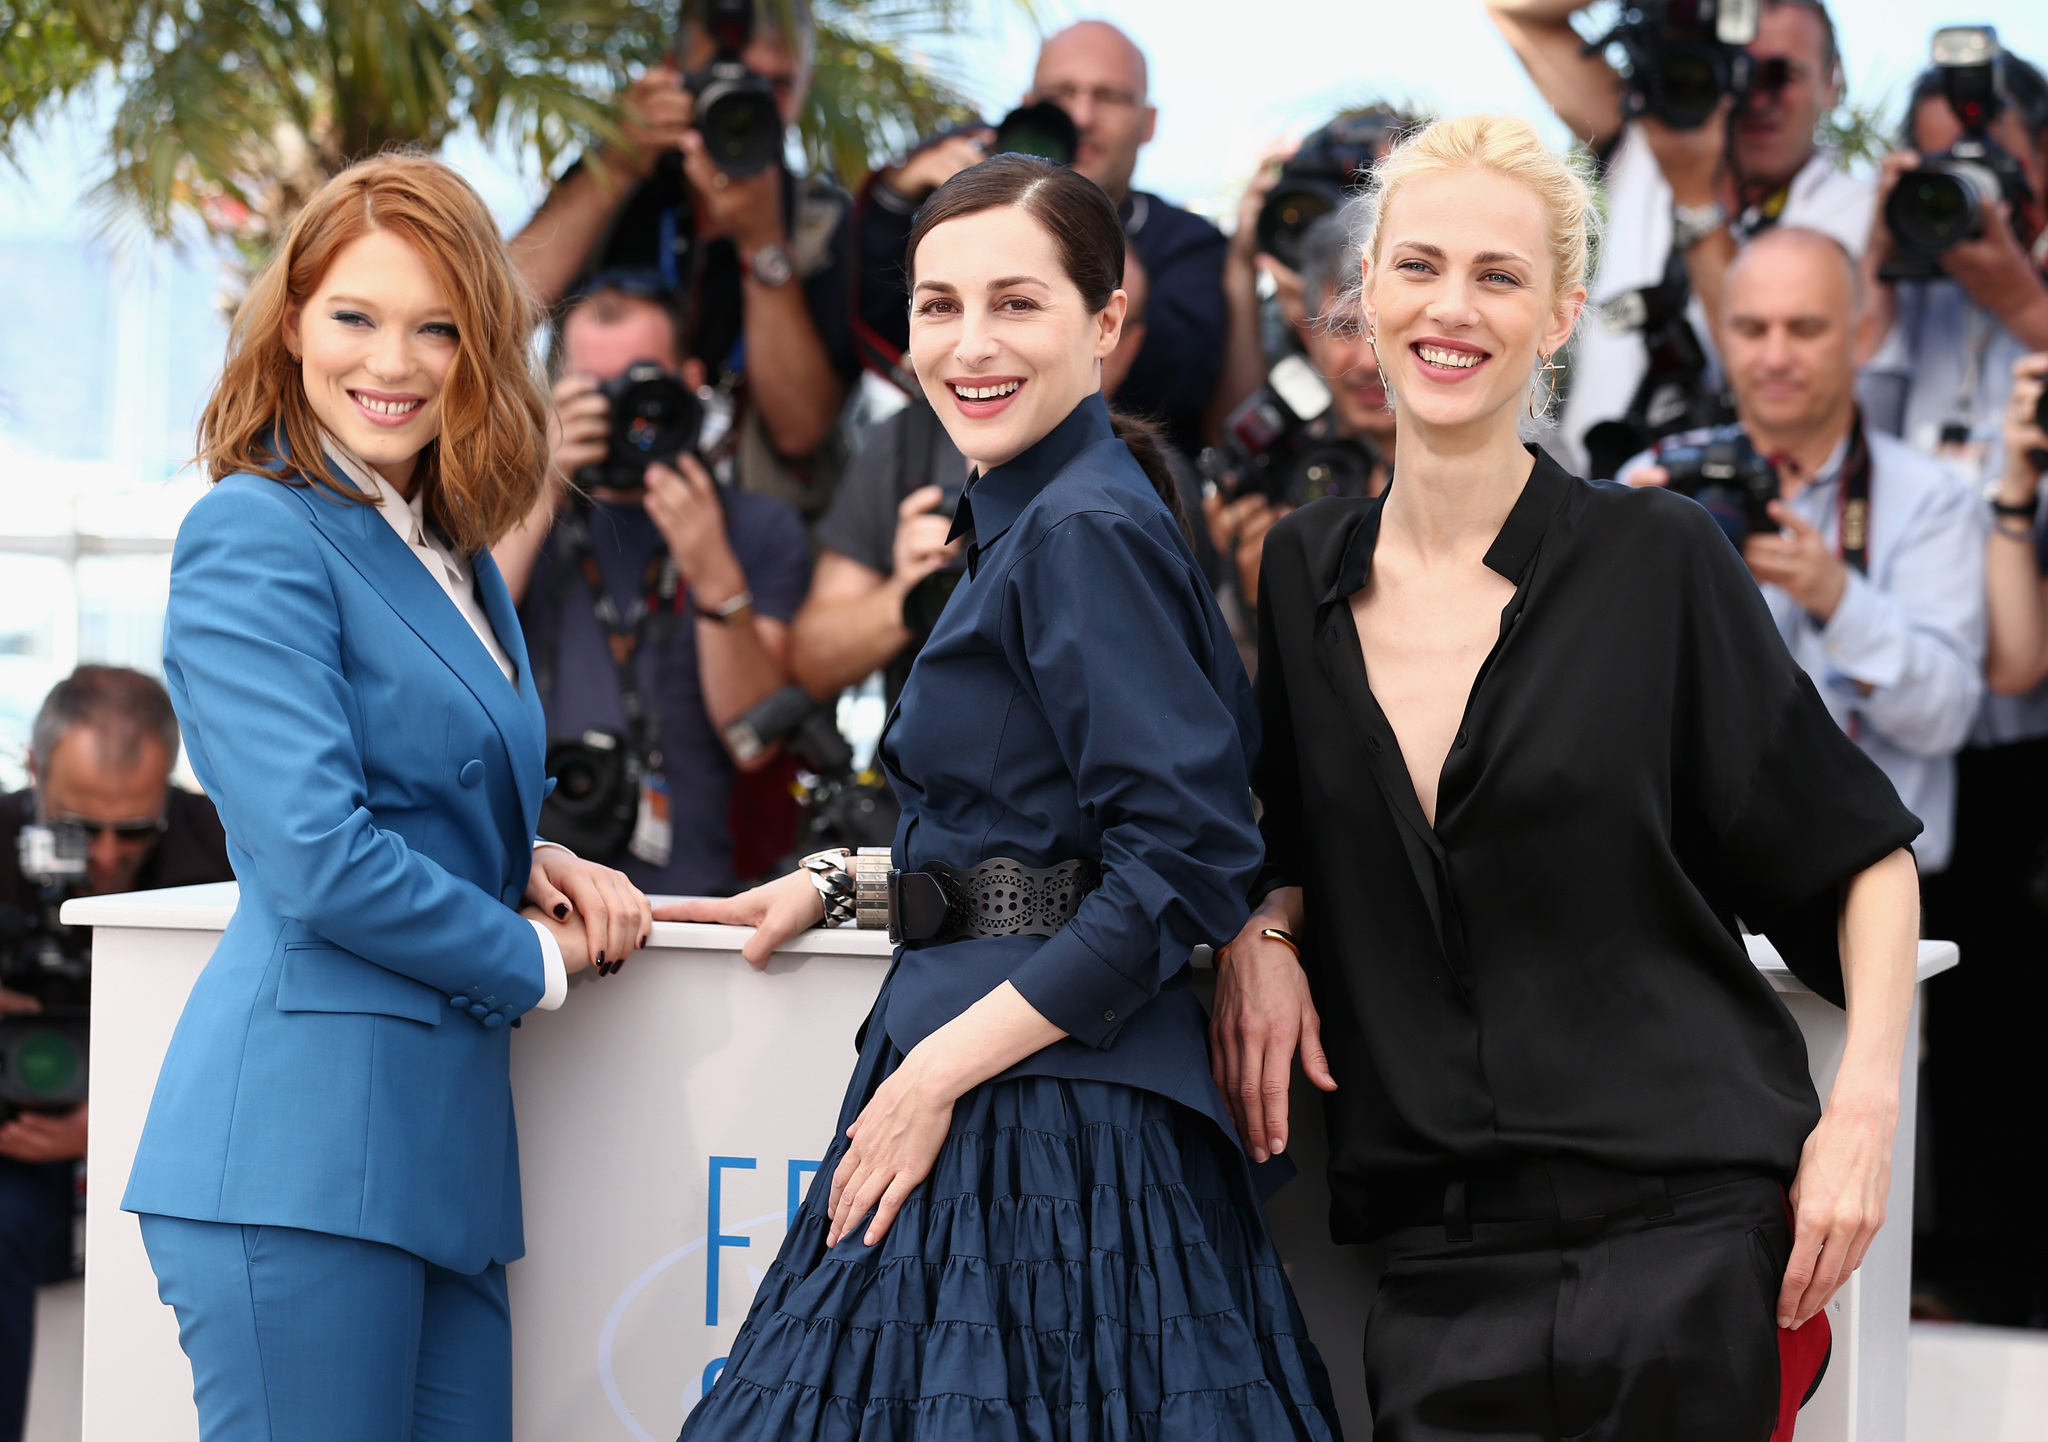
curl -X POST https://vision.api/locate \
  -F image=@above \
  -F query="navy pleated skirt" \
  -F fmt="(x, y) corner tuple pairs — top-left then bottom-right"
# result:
(678, 1006), (1342, 1442)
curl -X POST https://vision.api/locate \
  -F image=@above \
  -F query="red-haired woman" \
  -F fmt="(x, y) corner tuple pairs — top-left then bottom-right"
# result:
(123, 152), (651, 1441)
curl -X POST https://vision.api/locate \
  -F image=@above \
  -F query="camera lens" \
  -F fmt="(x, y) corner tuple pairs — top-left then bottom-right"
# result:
(1646, 49), (1725, 129)
(1256, 184), (1339, 275)
(697, 86), (783, 176)
(13, 1031), (79, 1096)
(1885, 161), (1997, 254)
(993, 102), (1079, 166)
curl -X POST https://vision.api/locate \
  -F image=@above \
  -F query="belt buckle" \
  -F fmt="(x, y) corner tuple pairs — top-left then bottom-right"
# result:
(889, 868), (961, 944)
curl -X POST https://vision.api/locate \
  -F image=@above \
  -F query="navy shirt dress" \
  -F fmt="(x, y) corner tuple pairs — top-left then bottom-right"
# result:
(678, 395), (1339, 1441)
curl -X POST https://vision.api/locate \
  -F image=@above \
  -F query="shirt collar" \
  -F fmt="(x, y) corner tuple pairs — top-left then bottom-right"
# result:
(322, 434), (446, 563)
(947, 391), (1116, 560)
(1324, 444), (1571, 605)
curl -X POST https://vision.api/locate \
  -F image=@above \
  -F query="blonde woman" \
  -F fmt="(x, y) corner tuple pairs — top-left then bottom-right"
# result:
(1211, 115), (1922, 1440)
(125, 154), (650, 1440)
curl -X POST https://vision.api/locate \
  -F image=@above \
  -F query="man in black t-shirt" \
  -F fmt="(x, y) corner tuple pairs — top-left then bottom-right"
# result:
(509, 1), (856, 519)
(0, 667), (230, 1442)
(852, 20), (1227, 457)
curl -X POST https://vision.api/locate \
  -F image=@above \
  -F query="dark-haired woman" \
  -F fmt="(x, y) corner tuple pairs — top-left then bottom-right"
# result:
(660, 155), (1339, 1442)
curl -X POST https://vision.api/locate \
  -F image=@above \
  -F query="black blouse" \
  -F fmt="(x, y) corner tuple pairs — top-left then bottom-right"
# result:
(1254, 447), (1921, 1241)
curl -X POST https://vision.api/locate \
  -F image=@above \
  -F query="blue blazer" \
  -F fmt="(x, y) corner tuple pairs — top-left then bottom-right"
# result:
(124, 468), (553, 1275)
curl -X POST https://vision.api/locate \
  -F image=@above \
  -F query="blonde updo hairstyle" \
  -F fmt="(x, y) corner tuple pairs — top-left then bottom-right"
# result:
(1355, 113), (1598, 420)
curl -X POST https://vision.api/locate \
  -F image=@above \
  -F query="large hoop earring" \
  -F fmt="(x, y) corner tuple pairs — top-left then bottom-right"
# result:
(1529, 352), (1563, 420)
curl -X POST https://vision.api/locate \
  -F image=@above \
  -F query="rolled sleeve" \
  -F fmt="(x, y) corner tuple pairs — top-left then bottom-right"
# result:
(1819, 569), (1912, 691)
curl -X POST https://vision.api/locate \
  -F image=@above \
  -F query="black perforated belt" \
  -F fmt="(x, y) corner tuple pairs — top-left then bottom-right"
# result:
(878, 857), (1101, 945)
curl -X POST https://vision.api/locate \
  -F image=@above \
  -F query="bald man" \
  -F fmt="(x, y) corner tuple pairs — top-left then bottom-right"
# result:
(855, 19), (1228, 456)
(1623, 225), (1984, 874)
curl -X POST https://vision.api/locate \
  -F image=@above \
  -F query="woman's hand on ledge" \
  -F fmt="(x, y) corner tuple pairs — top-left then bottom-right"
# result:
(526, 848), (652, 977)
(1210, 888), (1337, 1163)
(655, 869), (825, 969)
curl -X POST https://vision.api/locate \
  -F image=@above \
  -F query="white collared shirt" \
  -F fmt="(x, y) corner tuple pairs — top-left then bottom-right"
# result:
(324, 439), (568, 1009)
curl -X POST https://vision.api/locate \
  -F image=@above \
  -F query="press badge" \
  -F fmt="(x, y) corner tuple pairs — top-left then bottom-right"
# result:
(630, 771), (673, 867)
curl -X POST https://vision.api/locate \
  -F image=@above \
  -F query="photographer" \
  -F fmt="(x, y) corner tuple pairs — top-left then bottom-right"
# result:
(1910, 348), (2048, 1326)
(0, 666), (229, 1441)
(509, 0), (856, 516)
(1205, 203), (1392, 616)
(852, 20), (1227, 457)
(1860, 35), (2048, 467)
(794, 250), (1210, 703)
(494, 278), (811, 898)
(1488, 0), (1874, 478)
(1624, 227), (1984, 876)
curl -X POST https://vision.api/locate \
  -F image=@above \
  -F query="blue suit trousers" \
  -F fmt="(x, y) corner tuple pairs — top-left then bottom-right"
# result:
(138, 1215), (510, 1442)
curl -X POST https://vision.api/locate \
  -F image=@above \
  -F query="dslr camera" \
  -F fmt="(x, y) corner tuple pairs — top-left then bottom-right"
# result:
(1882, 27), (2042, 281)
(684, 0), (785, 177)
(723, 686), (899, 854)
(0, 823), (93, 1121)
(1654, 423), (1780, 547)
(1590, 0), (1761, 131)
(992, 101), (1079, 166)
(1256, 111), (1405, 274)
(573, 361), (707, 492)
(1202, 355), (1384, 510)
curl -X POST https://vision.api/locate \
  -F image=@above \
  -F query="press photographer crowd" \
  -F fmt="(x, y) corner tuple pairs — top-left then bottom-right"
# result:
(13, 0), (2048, 1430)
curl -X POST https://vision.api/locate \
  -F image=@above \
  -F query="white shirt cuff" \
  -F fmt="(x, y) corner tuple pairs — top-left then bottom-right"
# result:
(534, 839), (572, 855)
(528, 918), (569, 1011)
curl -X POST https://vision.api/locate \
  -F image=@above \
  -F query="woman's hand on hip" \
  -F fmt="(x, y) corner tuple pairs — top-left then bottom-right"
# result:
(827, 1059), (955, 1249)
(653, 868), (824, 969)
(1210, 890), (1336, 1163)
(526, 847), (652, 977)
(1780, 1086), (1898, 1330)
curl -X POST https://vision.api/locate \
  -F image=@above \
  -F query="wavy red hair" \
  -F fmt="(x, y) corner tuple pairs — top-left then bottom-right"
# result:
(197, 151), (547, 552)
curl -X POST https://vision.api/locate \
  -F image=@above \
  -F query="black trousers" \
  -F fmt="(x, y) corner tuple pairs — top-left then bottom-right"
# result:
(0, 1157), (75, 1442)
(1920, 737), (2048, 1325)
(1363, 1165), (1813, 1442)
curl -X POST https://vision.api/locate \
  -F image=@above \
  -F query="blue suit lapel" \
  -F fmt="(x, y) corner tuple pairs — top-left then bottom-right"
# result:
(300, 482), (546, 835)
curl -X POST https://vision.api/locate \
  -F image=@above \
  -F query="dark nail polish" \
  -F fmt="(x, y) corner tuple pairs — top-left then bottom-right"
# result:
(640, 934), (650, 949)
(553, 903), (569, 920)
(596, 951), (606, 966)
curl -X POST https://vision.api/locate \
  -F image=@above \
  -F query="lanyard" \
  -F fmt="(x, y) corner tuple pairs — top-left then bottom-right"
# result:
(1833, 418), (1873, 576)
(535, 506), (682, 775)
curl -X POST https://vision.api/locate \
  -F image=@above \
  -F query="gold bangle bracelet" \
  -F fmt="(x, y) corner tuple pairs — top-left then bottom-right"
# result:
(1259, 927), (1302, 958)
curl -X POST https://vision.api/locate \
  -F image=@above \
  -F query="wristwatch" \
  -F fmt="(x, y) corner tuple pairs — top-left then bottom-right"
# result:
(694, 588), (755, 627)
(744, 240), (796, 288)
(1671, 200), (1729, 251)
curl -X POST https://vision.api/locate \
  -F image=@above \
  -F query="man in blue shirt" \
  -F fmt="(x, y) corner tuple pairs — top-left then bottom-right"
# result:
(853, 21), (1227, 457)
(1624, 227), (1985, 872)
(496, 281), (811, 897)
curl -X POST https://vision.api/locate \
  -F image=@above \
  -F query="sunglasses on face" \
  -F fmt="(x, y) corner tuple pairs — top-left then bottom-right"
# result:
(49, 813), (169, 842)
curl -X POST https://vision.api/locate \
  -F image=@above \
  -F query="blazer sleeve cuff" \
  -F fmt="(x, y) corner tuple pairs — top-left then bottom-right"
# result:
(1006, 931), (1154, 1050)
(529, 919), (569, 1011)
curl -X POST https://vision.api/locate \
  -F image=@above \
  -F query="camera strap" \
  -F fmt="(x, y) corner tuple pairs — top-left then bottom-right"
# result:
(1833, 416), (1873, 576)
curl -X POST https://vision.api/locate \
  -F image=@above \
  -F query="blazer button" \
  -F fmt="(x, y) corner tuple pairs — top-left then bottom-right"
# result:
(470, 1003), (489, 1019)
(449, 994), (468, 1008)
(483, 1012), (507, 1029)
(1102, 1009), (1116, 1022)
(459, 759), (485, 788)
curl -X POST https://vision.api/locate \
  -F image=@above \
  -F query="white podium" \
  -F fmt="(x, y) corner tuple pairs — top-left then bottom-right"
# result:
(67, 883), (1951, 1441)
